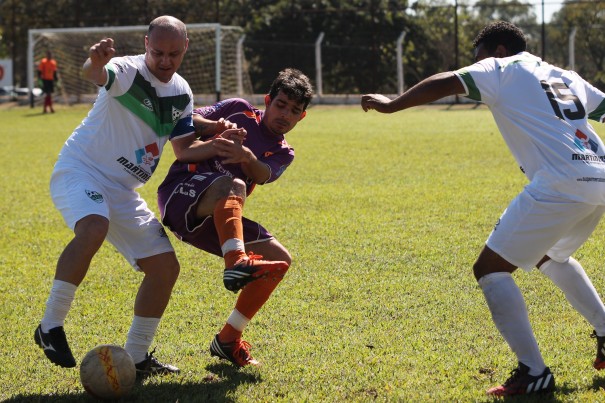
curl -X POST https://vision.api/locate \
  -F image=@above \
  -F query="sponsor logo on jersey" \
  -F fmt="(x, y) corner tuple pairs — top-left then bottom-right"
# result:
(213, 160), (234, 178)
(117, 156), (152, 182)
(571, 154), (605, 163)
(143, 98), (153, 111)
(135, 143), (160, 173)
(574, 129), (599, 153)
(116, 142), (159, 183)
(175, 182), (197, 197)
(172, 106), (184, 125)
(85, 190), (104, 203)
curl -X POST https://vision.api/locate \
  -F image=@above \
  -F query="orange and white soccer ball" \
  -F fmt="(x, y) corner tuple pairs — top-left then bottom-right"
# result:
(80, 344), (136, 400)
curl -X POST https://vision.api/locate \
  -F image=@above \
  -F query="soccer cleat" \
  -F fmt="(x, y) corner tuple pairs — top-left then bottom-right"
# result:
(223, 252), (288, 292)
(134, 349), (180, 378)
(487, 362), (555, 396)
(210, 334), (260, 367)
(591, 331), (605, 370)
(34, 324), (77, 368)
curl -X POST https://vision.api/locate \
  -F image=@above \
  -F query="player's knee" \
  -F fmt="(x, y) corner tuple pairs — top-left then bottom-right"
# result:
(231, 178), (247, 198)
(74, 215), (109, 246)
(282, 252), (292, 268)
(139, 255), (180, 286)
(472, 260), (489, 282)
(153, 261), (180, 289)
(165, 259), (180, 285)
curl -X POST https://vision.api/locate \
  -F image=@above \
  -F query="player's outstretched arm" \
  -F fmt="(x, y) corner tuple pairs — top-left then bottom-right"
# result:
(361, 72), (465, 114)
(82, 38), (115, 86)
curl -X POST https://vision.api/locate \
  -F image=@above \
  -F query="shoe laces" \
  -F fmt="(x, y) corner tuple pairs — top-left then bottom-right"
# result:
(502, 366), (525, 387)
(246, 251), (263, 261)
(145, 348), (165, 367)
(591, 330), (605, 341)
(232, 339), (254, 365)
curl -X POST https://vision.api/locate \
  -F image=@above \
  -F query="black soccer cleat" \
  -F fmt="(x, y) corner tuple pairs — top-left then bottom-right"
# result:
(134, 349), (179, 378)
(210, 334), (259, 367)
(591, 330), (605, 370)
(223, 253), (288, 292)
(487, 362), (555, 396)
(34, 324), (76, 368)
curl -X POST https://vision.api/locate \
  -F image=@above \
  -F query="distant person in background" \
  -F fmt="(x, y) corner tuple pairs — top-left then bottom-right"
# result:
(38, 50), (58, 113)
(361, 21), (605, 397)
(157, 68), (313, 367)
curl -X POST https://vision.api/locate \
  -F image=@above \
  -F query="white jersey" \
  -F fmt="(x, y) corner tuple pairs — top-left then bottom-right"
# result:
(55, 54), (195, 190)
(455, 52), (605, 204)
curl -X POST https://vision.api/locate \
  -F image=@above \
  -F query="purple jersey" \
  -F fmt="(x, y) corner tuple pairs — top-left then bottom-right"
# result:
(163, 98), (294, 195)
(157, 98), (293, 255)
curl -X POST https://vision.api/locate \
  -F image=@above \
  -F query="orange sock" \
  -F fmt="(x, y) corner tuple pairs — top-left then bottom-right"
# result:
(214, 196), (246, 267)
(218, 270), (287, 343)
(235, 267), (289, 321)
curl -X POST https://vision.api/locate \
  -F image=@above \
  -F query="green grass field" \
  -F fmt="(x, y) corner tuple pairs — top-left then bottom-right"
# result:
(2, 102), (605, 402)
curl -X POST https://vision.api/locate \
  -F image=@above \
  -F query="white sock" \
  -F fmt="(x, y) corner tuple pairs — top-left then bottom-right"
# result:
(125, 316), (160, 364)
(221, 238), (245, 257)
(40, 279), (77, 332)
(226, 309), (250, 332)
(540, 257), (605, 335)
(478, 272), (546, 375)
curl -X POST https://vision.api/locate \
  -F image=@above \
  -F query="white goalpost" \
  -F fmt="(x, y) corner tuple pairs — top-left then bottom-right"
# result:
(28, 23), (252, 105)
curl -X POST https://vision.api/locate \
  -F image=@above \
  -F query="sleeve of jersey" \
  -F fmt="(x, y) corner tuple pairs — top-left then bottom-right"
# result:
(196, 98), (244, 120)
(454, 60), (499, 106)
(584, 76), (605, 123)
(259, 148), (294, 184)
(170, 88), (195, 140)
(104, 57), (133, 95)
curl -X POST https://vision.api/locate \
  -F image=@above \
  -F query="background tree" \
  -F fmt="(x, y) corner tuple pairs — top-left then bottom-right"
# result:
(0, 0), (603, 94)
(547, 1), (605, 90)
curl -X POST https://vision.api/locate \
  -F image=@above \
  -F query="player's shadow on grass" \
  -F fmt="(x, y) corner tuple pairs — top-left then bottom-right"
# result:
(590, 375), (605, 393)
(4, 364), (261, 402)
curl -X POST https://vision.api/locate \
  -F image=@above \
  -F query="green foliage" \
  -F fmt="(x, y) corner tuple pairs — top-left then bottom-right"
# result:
(548, 1), (605, 90)
(8, 0), (605, 94)
(2, 104), (605, 401)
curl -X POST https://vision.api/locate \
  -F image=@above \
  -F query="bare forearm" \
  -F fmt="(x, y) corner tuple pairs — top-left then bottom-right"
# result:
(82, 59), (107, 86)
(241, 153), (271, 184)
(193, 115), (219, 138)
(390, 72), (462, 111)
(361, 72), (465, 114)
(172, 138), (216, 163)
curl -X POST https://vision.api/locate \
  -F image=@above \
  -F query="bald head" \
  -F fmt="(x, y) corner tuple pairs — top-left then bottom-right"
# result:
(148, 15), (187, 40)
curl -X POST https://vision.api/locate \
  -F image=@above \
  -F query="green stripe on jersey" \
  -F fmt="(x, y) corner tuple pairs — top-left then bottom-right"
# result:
(457, 70), (481, 101)
(588, 99), (605, 122)
(115, 71), (190, 137)
(105, 64), (116, 90)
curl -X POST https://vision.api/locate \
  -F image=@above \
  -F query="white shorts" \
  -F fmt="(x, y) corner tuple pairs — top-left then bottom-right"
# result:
(486, 187), (605, 271)
(50, 167), (174, 270)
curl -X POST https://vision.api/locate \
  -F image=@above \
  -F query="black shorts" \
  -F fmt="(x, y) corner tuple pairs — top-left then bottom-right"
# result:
(42, 79), (54, 94)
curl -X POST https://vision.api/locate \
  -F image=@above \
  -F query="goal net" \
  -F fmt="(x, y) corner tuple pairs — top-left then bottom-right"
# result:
(28, 24), (252, 104)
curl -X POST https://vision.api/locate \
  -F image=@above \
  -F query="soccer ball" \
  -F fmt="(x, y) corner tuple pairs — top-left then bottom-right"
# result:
(80, 344), (136, 400)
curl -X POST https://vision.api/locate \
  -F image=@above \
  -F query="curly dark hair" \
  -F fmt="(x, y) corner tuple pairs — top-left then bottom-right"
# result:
(472, 21), (527, 55)
(268, 68), (314, 111)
